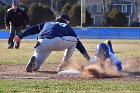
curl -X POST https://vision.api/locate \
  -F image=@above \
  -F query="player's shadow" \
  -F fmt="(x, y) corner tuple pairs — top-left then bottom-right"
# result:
(127, 72), (140, 76)
(37, 71), (58, 74)
(122, 70), (140, 76)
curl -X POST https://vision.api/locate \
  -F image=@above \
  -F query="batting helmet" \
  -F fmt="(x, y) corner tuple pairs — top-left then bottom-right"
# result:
(96, 43), (110, 58)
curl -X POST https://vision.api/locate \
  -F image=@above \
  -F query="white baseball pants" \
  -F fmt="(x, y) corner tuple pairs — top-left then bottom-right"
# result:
(30, 36), (78, 70)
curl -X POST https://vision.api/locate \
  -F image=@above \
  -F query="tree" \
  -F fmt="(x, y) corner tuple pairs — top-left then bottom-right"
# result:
(106, 8), (128, 27)
(21, 0), (50, 6)
(20, 0), (33, 4)
(28, 3), (55, 25)
(68, 4), (81, 26)
(53, 0), (78, 12)
(0, 5), (5, 28)
(60, 3), (71, 14)
(82, 9), (93, 27)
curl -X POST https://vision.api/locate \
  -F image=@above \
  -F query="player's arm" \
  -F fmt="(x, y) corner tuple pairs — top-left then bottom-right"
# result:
(76, 39), (90, 61)
(14, 23), (45, 42)
(4, 11), (10, 29)
(18, 23), (44, 39)
(109, 52), (122, 71)
(68, 27), (90, 61)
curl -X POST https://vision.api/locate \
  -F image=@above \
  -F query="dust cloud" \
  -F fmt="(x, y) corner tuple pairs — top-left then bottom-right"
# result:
(64, 58), (122, 78)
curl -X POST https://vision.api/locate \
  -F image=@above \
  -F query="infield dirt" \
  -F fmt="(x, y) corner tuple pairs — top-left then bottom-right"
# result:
(0, 57), (140, 81)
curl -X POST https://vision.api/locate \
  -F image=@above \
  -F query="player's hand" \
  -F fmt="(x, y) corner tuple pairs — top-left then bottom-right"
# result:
(13, 36), (21, 43)
(116, 63), (122, 71)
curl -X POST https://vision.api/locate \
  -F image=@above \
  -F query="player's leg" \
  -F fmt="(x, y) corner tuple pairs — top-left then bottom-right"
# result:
(104, 40), (114, 54)
(8, 25), (15, 49)
(15, 26), (23, 49)
(26, 37), (77, 72)
(58, 44), (76, 71)
(26, 39), (52, 72)
(57, 36), (78, 71)
(105, 40), (122, 71)
(26, 52), (52, 72)
(26, 56), (36, 72)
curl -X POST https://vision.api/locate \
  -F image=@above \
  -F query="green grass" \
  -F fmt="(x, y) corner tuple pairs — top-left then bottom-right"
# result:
(0, 39), (140, 64)
(0, 39), (140, 93)
(0, 80), (140, 93)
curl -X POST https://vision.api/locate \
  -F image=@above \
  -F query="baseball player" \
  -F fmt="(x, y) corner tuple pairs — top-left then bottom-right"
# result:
(89, 40), (122, 71)
(14, 14), (90, 72)
(5, 1), (29, 49)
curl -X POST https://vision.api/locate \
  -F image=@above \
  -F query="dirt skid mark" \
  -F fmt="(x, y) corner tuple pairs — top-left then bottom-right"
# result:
(122, 57), (140, 76)
(81, 58), (122, 78)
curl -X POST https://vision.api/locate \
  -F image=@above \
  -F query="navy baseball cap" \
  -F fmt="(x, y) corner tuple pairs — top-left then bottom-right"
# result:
(59, 14), (70, 21)
(12, 1), (18, 5)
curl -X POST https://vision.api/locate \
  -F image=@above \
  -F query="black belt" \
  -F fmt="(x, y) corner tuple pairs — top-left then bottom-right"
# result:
(34, 41), (40, 48)
(38, 36), (54, 39)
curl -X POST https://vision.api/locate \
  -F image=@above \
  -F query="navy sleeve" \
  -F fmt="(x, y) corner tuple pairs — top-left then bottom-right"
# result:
(18, 23), (44, 39)
(70, 28), (77, 37)
(108, 45), (114, 54)
(76, 40), (90, 61)
(68, 26), (77, 37)
(5, 11), (10, 26)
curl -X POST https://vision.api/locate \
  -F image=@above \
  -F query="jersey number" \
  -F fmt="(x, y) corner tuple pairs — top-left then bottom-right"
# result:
(58, 23), (67, 27)
(51, 22), (67, 27)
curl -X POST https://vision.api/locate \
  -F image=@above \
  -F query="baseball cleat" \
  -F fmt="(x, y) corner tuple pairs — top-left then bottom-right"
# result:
(57, 62), (68, 72)
(104, 40), (112, 46)
(57, 65), (63, 72)
(7, 46), (13, 49)
(26, 56), (36, 72)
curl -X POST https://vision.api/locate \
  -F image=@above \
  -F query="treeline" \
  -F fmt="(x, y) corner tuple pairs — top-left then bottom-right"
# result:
(0, 0), (93, 29)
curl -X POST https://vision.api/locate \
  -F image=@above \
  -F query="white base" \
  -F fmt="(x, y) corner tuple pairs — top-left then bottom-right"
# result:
(58, 70), (80, 75)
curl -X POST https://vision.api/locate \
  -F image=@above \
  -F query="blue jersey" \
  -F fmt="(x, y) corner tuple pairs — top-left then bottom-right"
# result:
(18, 22), (77, 39)
(18, 21), (90, 61)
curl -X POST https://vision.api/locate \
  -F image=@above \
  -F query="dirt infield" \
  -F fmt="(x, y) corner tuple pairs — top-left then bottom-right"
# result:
(0, 57), (140, 81)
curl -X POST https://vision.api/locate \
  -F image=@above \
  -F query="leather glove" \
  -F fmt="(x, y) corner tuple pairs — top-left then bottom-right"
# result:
(13, 36), (21, 43)
(116, 62), (122, 71)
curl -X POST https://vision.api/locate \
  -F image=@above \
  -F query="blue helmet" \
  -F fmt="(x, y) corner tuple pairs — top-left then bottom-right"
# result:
(96, 43), (110, 58)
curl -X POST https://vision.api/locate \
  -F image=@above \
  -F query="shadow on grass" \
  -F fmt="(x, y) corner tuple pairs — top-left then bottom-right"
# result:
(37, 71), (58, 74)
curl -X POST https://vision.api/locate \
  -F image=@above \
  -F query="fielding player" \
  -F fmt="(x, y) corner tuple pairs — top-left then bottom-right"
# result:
(14, 14), (90, 72)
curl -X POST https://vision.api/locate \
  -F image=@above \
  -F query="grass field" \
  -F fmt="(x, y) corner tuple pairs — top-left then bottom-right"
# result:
(0, 80), (140, 93)
(0, 39), (140, 93)
(0, 39), (140, 64)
